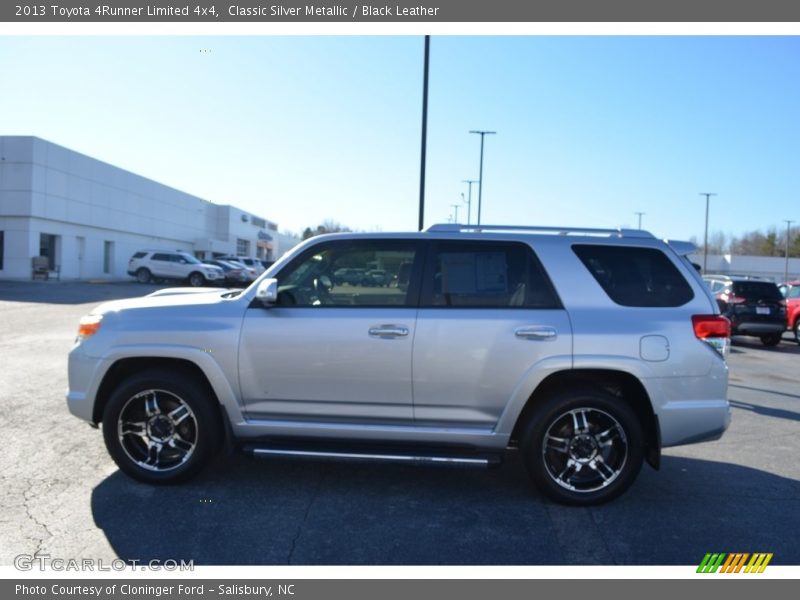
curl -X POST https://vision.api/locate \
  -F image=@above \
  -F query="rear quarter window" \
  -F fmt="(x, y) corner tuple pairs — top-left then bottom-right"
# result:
(573, 244), (694, 307)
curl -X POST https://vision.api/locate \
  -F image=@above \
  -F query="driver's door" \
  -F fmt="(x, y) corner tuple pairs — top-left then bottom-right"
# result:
(239, 239), (423, 424)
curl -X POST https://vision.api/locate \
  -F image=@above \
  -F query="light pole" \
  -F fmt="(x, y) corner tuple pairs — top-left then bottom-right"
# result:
(418, 35), (430, 231)
(462, 179), (477, 226)
(634, 212), (645, 230)
(450, 204), (460, 224)
(700, 193), (716, 273)
(469, 130), (496, 226)
(785, 219), (795, 282)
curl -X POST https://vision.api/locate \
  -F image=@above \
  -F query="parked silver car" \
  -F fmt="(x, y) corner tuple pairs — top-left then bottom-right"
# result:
(68, 225), (730, 505)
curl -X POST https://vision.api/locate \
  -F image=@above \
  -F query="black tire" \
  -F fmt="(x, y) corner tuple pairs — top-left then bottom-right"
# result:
(102, 369), (222, 484)
(794, 321), (800, 345)
(760, 333), (782, 347)
(188, 272), (206, 287)
(520, 386), (644, 506)
(136, 268), (151, 284)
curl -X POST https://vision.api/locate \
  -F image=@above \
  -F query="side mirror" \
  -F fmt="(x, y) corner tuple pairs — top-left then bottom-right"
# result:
(256, 278), (278, 305)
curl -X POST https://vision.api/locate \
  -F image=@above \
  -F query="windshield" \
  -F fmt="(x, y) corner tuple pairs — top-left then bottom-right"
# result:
(180, 253), (202, 264)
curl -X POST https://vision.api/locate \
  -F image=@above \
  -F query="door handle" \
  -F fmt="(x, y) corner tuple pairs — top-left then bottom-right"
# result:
(515, 326), (557, 340)
(369, 325), (409, 338)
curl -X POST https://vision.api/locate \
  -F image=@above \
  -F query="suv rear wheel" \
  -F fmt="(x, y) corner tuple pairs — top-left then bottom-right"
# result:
(102, 369), (222, 484)
(135, 268), (151, 284)
(520, 387), (643, 505)
(760, 333), (782, 347)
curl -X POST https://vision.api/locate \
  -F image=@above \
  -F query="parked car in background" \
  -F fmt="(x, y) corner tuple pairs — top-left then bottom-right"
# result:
(778, 280), (800, 343)
(713, 277), (786, 346)
(127, 251), (225, 287)
(205, 260), (248, 286)
(218, 256), (265, 277)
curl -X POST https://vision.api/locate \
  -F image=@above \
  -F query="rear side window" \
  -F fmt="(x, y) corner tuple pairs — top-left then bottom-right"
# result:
(423, 241), (561, 308)
(151, 253), (171, 261)
(573, 245), (694, 307)
(131, 251), (147, 259)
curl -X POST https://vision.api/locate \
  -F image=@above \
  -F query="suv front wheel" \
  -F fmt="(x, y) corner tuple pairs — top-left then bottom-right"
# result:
(520, 387), (644, 505)
(188, 272), (206, 287)
(102, 369), (222, 484)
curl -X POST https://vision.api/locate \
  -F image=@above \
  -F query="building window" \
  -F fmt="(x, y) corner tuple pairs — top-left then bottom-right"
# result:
(251, 216), (266, 228)
(103, 241), (114, 274)
(39, 233), (58, 271)
(0, 231), (4, 270)
(236, 238), (250, 256)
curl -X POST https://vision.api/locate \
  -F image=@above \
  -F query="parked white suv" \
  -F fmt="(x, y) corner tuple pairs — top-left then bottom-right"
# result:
(128, 251), (225, 287)
(70, 225), (731, 505)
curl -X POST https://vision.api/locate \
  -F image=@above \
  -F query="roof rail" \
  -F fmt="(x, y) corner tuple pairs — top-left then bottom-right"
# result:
(425, 223), (655, 238)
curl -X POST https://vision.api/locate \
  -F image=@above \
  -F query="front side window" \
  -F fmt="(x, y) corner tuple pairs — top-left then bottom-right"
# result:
(423, 241), (561, 308)
(276, 240), (419, 307)
(573, 244), (694, 307)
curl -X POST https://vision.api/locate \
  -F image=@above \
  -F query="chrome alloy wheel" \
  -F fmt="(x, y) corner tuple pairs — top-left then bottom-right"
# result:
(541, 407), (628, 493)
(117, 389), (198, 472)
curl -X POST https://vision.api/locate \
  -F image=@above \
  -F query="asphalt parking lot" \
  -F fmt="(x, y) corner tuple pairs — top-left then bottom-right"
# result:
(1, 280), (798, 566)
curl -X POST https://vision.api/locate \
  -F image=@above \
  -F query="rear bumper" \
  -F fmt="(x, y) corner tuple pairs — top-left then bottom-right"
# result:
(732, 320), (785, 335)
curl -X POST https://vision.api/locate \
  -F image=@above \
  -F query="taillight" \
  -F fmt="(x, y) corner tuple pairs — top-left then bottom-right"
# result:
(692, 315), (731, 357)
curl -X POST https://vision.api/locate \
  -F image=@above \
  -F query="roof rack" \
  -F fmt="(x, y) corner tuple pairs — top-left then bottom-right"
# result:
(425, 223), (655, 238)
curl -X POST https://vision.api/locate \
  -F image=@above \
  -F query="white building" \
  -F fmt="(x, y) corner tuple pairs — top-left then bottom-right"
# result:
(0, 136), (289, 281)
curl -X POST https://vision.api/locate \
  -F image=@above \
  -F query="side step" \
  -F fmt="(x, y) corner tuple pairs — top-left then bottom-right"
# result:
(243, 441), (503, 468)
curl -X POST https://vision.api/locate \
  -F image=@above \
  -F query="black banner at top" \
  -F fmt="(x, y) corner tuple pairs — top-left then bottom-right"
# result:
(3, 0), (800, 22)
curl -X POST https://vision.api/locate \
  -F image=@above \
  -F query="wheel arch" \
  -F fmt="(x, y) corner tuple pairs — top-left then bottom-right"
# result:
(92, 357), (234, 449)
(509, 369), (661, 470)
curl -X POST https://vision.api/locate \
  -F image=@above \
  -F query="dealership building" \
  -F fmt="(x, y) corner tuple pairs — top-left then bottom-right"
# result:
(0, 136), (295, 281)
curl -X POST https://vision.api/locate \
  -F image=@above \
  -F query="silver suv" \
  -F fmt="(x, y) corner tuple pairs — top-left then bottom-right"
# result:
(128, 250), (225, 287)
(69, 225), (731, 505)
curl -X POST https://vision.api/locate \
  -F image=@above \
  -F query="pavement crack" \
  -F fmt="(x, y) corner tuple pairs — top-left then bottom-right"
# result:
(287, 467), (326, 565)
(22, 480), (55, 557)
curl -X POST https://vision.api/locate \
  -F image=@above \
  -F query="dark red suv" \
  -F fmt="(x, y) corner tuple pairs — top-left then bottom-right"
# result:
(778, 280), (800, 344)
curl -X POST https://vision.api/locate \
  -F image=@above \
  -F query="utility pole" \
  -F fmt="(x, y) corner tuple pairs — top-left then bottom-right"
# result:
(450, 204), (460, 224)
(418, 35), (430, 231)
(634, 212), (645, 230)
(785, 219), (795, 282)
(469, 130), (496, 226)
(462, 179), (477, 226)
(700, 193), (717, 273)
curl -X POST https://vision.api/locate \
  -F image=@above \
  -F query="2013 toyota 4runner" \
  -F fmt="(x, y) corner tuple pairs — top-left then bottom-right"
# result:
(67, 224), (731, 505)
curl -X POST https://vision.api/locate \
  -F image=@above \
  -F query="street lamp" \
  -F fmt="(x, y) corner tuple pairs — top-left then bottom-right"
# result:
(462, 179), (477, 226)
(700, 193), (717, 273)
(469, 130), (496, 226)
(785, 219), (795, 283)
(450, 203), (461, 224)
(634, 212), (645, 230)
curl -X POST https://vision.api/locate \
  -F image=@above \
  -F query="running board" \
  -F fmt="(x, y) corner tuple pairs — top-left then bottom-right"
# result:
(244, 443), (502, 468)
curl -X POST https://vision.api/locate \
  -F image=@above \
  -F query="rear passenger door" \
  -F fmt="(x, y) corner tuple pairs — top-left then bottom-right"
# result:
(412, 240), (572, 427)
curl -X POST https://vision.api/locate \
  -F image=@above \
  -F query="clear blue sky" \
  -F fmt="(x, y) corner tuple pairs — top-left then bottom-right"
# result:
(2, 36), (799, 241)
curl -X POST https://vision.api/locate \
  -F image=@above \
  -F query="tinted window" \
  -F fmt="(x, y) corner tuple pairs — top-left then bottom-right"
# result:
(132, 251), (147, 259)
(573, 245), (694, 307)
(424, 241), (560, 308)
(732, 281), (783, 300)
(151, 253), (171, 261)
(276, 240), (419, 307)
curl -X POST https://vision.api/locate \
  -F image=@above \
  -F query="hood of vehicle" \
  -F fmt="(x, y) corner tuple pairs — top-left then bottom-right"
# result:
(91, 288), (239, 316)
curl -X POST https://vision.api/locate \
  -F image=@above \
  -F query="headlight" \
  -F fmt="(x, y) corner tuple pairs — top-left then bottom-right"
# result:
(77, 314), (102, 340)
